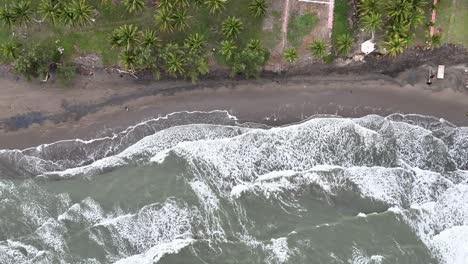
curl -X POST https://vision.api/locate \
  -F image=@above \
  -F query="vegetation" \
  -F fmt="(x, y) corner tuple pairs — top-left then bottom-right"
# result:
(0, 0), (271, 84)
(284, 48), (297, 63)
(335, 34), (353, 55)
(357, 0), (430, 56)
(248, 0), (267, 18)
(332, 0), (351, 47)
(309, 40), (327, 59)
(287, 13), (318, 48)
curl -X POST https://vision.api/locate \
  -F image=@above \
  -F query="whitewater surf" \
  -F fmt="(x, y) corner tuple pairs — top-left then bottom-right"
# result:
(0, 111), (467, 264)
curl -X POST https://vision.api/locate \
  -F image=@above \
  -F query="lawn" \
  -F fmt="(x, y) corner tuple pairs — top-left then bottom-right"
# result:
(0, 0), (267, 67)
(287, 13), (319, 48)
(436, 0), (468, 46)
(331, 0), (351, 44)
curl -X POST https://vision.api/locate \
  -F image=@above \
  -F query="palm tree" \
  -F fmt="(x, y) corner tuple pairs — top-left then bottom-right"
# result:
(222, 16), (243, 39)
(248, 0), (267, 18)
(384, 36), (407, 56)
(38, 0), (62, 26)
(284, 48), (298, 63)
(111, 24), (140, 50)
(11, 1), (33, 27)
(61, 7), (75, 26)
(67, 0), (94, 27)
(309, 40), (326, 58)
(358, 0), (381, 16)
(119, 49), (138, 71)
(0, 7), (16, 29)
(247, 39), (262, 51)
(141, 29), (161, 49)
(386, 0), (412, 23)
(335, 34), (353, 55)
(220, 39), (237, 60)
(185, 33), (206, 54)
(172, 9), (190, 31)
(165, 52), (185, 77)
(155, 8), (174, 32)
(0, 40), (21, 61)
(174, 0), (190, 8)
(204, 0), (226, 14)
(123, 0), (145, 14)
(360, 12), (382, 40)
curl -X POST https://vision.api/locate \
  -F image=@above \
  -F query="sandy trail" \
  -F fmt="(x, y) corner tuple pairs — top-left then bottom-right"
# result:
(281, 0), (291, 50)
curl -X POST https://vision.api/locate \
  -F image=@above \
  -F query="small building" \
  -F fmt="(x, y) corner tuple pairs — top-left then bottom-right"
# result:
(361, 40), (375, 55)
(437, 65), (445, 79)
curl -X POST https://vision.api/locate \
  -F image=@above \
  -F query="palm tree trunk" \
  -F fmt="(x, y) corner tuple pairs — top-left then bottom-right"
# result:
(371, 30), (375, 41)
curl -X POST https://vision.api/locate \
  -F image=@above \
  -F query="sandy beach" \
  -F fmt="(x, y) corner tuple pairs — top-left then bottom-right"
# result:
(0, 46), (467, 149)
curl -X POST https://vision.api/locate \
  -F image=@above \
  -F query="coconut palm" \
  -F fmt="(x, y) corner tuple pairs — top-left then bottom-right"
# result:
(11, 1), (33, 27)
(123, 0), (145, 14)
(38, 0), (62, 25)
(358, 0), (381, 16)
(172, 9), (190, 31)
(309, 40), (326, 58)
(220, 39), (237, 60)
(0, 7), (16, 29)
(284, 48), (298, 63)
(0, 40), (21, 61)
(66, 0), (94, 27)
(185, 33), (206, 54)
(360, 12), (382, 40)
(119, 49), (138, 71)
(222, 16), (243, 39)
(384, 36), (407, 56)
(335, 34), (353, 55)
(155, 8), (174, 32)
(111, 24), (140, 50)
(204, 0), (226, 14)
(247, 39), (262, 51)
(174, 0), (190, 8)
(165, 52), (185, 76)
(248, 0), (267, 18)
(141, 29), (161, 49)
(386, 0), (412, 23)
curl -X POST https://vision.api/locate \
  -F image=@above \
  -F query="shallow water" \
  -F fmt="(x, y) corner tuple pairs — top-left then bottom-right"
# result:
(0, 111), (467, 264)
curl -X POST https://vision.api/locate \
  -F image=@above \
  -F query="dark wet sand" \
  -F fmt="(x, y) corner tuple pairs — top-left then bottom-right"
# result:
(1, 63), (467, 150)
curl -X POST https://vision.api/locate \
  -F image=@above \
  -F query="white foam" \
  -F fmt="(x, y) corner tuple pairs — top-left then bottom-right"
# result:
(264, 237), (290, 264)
(114, 238), (194, 264)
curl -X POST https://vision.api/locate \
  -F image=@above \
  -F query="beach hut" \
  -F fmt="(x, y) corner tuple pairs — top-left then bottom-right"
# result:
(361, 40), (375, 55)
(437, 65), (445, 79)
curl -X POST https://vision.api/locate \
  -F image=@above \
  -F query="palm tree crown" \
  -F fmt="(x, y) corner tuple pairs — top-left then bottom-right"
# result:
(38, 0), (62, 26)
(155, 8), (174, 32)
(123, 0), (145, 14)
(309, 40), (326, 58)
(249, 0), (267, 18)
(111, 24), (140, 51)
(172, 9), (191, 31)
(220, 39), (237, 60)
(65, 0), (94, 27)
(185, 33), (207, 54)
(335, 34), (353, 55)
(141, 29), (160, 49)
(0, 7), (16, 29)
(384, 36), (407, 56)
(284, 48), (298, 63)
(204, 0), (226, 14)
(11, 1), (33, 27)
(222, 16), (243, 39)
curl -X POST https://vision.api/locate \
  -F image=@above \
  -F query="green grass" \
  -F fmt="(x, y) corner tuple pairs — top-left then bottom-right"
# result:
(0, 0), (267, 67)
(436, 0), (468, 46)
(287, 13), (318, 48)
(332, 0), (351, 44)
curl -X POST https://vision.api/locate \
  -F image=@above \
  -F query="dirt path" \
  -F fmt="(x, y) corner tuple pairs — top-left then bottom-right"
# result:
(281, 0), (292, 50)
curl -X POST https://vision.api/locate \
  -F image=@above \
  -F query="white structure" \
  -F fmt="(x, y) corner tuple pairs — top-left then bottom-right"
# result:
(437, 65), (445, 79)
(361, 40), (375, 55)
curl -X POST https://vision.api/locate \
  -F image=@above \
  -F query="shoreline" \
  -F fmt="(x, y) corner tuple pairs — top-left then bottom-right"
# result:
(0, 46), (467, 149)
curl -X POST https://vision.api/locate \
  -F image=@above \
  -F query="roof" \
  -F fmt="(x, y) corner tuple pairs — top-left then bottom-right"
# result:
(361, 40), (375, 55)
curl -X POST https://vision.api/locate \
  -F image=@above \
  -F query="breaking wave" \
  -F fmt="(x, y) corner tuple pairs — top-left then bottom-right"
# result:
(0, 111), (467, 263)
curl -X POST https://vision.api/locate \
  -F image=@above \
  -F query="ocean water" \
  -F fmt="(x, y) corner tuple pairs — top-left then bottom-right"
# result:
(0, 111), (467, 264)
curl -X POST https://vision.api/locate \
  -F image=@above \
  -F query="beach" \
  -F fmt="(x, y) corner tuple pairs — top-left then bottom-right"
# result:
(0, 46), (467, 149)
